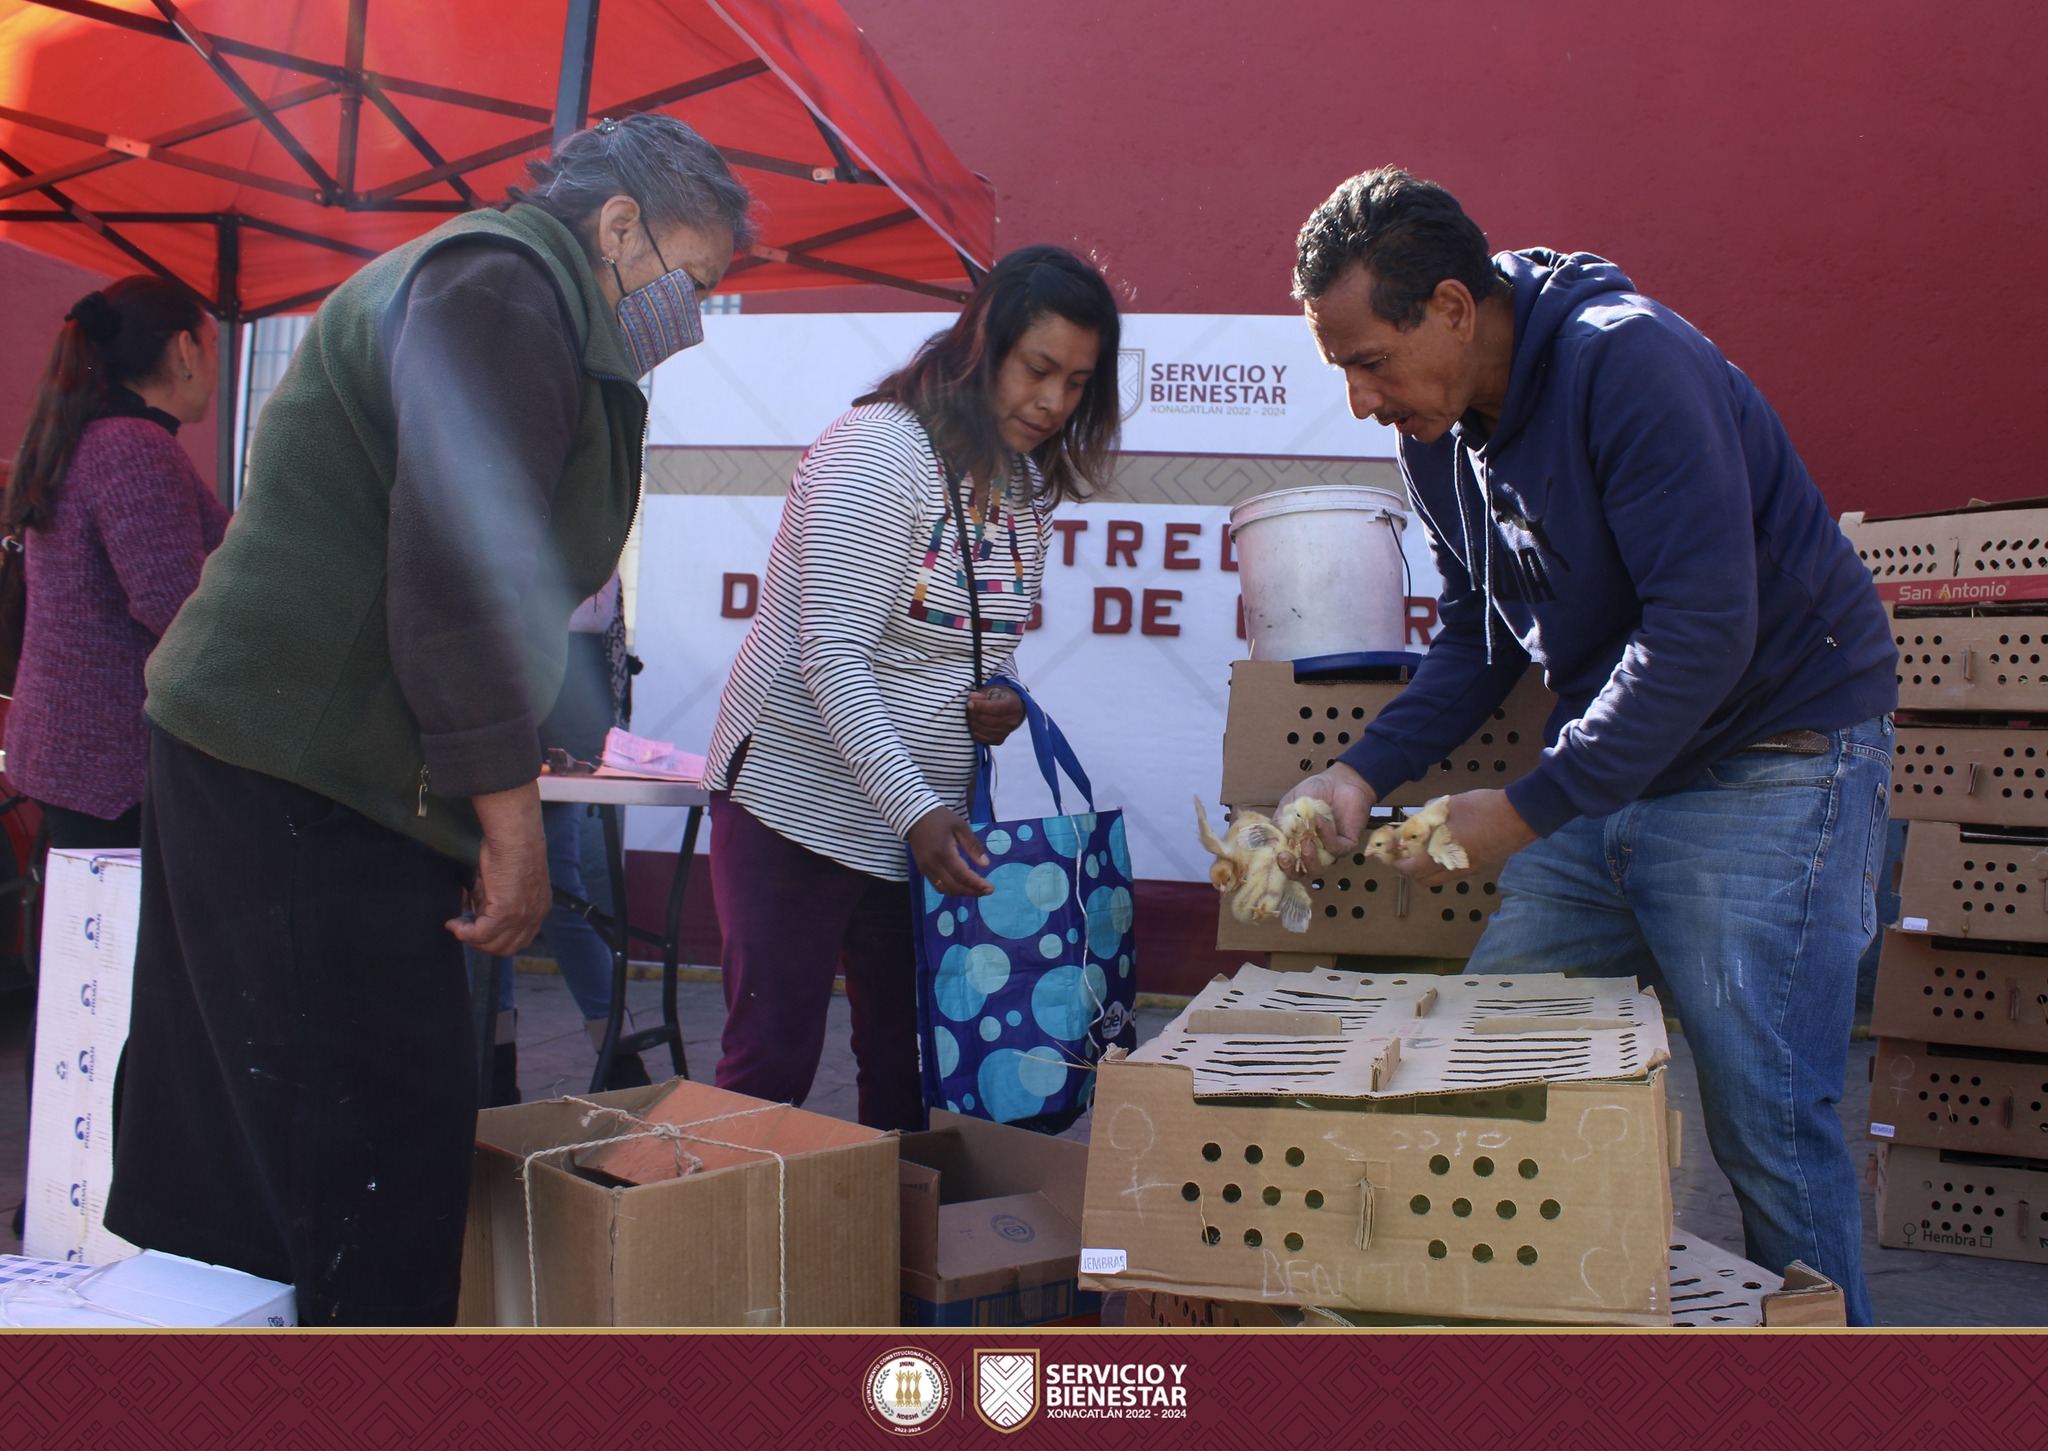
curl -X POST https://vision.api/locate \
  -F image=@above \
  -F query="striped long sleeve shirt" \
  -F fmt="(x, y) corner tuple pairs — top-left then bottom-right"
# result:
(705, 402), (1048, 880)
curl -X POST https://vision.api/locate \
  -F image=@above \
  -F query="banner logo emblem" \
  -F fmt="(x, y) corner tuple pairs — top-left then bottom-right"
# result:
(974, 1349), (1040, 1433)
(1118, 349), (1146, 420)
(863, 1347), (951, 1435)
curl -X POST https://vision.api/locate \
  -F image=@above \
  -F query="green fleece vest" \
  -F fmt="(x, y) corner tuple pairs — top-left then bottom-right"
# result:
(146, 204), (645, 862)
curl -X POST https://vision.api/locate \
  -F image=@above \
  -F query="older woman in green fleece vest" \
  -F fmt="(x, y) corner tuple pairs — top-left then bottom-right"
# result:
(103, 115), (752, 1326)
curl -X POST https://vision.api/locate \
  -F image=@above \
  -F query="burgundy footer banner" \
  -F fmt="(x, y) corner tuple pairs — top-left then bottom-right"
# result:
(2, 1331), (2045, 1449)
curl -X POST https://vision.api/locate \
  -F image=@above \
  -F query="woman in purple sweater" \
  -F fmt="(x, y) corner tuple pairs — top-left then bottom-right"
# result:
(3, 277), (228, 851)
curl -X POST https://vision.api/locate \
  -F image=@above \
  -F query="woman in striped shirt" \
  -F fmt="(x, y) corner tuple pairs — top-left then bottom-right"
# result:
(704, 246), (1123, 1129)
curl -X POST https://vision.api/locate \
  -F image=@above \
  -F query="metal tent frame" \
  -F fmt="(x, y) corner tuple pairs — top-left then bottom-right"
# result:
(0, 0), (985, 487)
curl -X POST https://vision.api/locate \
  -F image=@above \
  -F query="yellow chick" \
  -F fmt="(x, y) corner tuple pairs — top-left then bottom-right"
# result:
(1361, 823), (1401, 864)
(1193, 797), (1315, 933)
(1391, 794), (1469, 871)
(1273, 796), (1337, 876)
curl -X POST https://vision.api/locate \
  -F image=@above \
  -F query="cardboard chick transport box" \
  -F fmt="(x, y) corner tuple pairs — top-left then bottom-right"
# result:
(1872, 1142), (2048, 1266)
(459, 1081), (898, 1327)
(1080, 967), (1675, 1325)
(897, 1110), (1097, 1327)
(1122, 1237), (1845, 1329)
(24, 850), (141, 1266)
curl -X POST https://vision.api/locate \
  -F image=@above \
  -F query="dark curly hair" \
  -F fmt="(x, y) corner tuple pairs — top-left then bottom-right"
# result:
(1293, 167), (1503, 327)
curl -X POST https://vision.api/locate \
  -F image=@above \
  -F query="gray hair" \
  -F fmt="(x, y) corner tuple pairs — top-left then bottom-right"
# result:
(515, 113), (756, 251)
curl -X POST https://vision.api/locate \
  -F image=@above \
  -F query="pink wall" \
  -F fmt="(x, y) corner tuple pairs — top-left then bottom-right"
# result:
(0, 241), (219, 488)
(816, 0), (2042, 519)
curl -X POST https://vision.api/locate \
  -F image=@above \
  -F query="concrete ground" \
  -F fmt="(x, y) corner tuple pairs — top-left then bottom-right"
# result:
(3, 963), (2044, 1327)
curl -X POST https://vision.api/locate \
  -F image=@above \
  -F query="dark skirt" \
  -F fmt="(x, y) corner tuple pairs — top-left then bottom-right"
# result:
(104, 727), (475, 1326)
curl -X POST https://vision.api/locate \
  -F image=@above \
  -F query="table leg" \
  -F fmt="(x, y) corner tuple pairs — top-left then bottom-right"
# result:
(590, 802), (632, 1094)
(660, 806), (702, 1079)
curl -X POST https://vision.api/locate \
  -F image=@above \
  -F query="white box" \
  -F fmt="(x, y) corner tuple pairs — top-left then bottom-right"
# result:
(0, 1251), (296, 1328)
(23, 850), (141, 1265)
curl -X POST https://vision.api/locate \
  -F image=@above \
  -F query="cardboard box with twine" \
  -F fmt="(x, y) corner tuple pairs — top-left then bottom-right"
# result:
(1079, 966), (1676, 1325)
(458, 1081), (898, 1327)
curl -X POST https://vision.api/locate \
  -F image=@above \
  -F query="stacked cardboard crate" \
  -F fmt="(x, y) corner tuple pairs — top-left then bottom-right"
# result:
(1214, 661), (1554, 966)
(1079, 965), (1684, 1325)
(1842, 501), (2048, 1266)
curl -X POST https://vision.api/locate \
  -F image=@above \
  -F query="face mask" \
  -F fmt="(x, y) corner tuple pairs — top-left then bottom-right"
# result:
(610, 224), (705, 377)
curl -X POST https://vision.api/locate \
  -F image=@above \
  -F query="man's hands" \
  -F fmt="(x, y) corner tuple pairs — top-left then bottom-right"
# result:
(1276, 770), (1538, 882)
(967, 686), (1026, 746)
(1277, 762), (1377, 856)
(449, 780), (550, 955)
(909, 805), (993, 897)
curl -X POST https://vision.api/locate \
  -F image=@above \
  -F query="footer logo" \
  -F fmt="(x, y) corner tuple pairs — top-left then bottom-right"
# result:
(975, 1348), (1039, 1433)
(863, 1347), (952, 1435)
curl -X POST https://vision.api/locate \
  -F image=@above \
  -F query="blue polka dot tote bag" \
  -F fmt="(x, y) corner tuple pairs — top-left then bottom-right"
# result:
(911, 676), (1138, 1135)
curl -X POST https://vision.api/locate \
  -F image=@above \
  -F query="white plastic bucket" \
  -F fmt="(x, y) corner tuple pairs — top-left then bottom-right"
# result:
(1229, 485), (1409, 660)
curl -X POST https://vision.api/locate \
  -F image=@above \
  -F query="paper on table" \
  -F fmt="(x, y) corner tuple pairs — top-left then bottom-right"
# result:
(599, 727), (707, 782)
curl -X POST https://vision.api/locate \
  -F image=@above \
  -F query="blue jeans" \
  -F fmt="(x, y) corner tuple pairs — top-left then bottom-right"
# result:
(473, 802), (618, 1022)
(1468, 715), (1892, 1326)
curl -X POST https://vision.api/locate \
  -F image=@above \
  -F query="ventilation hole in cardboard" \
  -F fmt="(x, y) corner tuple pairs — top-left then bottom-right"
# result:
(1540, 1199), (1561, 1220)
(1743, 1281), (1763, 1290)
(1203, 1226), (1221, 1246)
(1284, 1233), (1304, 1252)
(1262, 1187), (1282, 1207)
(1504, 1091), (1524, 1110)
(1222, 1184), (1242, 1203)
(1497, 1200), (1517, 1219)
(1287, 732), (1300, 744)
(1202, 1143), (1221, 1162)
(1245, 1145), (1264, 1165)
(1472, 1157), (1495, 1178)
(1518, 1246), (1538, 1266)
(1429, 1155), (1451, 1175)
(1285, 1146), (1305, 1167)
(1411, 1195), (1431, 1215)
(1244, 1229), (1263, 1248)
(1181, 1182), (1200, 1202)
(1452, 1199), (1472, 1218)
(1299, 707), (1313, 719)
(1428, 1240), (1448, 1260)
(1352, 707), (1365, 719)
(1472, 1244), (1494, 1263)
(1305, 1190), (1325, 1210)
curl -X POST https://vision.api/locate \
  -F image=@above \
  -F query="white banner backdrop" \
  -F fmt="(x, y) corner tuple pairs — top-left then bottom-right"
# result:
(648, 312), (1404, 458)
(628, 314), (1443, 884)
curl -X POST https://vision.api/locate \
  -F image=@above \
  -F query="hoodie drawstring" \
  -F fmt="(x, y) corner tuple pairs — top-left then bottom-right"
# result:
(1454, 446), (1497, 665)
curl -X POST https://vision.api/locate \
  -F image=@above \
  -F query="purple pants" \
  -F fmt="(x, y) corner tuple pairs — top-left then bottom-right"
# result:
(709, 793), (926, 1131)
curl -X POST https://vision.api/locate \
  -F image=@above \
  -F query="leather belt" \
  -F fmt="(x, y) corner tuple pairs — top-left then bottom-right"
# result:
(1743, 728), (1830, 755)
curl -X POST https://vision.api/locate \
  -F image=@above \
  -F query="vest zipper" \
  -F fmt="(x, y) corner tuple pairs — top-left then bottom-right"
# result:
(417, 765), (430, 817)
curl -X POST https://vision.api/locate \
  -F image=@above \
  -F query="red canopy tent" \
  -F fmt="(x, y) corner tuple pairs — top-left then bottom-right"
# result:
(0, 0), (993, 316)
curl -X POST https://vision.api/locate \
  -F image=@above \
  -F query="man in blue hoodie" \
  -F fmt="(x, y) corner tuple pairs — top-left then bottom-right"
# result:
(1278, 168), (1897, 1324)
